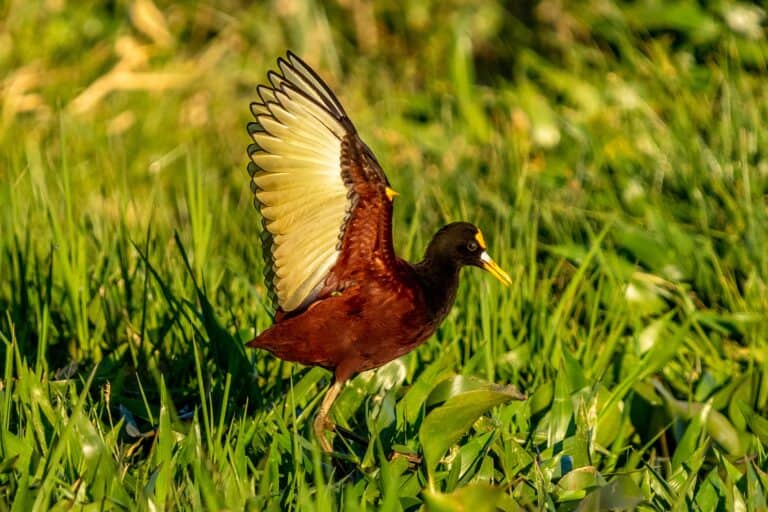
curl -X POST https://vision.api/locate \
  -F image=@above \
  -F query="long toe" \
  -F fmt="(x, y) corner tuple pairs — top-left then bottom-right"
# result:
(313, 413), (335, 453)
(334, 424), (368, 445)
(389, 449), (423, 465)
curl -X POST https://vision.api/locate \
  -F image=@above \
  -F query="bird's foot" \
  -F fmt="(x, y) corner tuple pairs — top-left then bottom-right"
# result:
(313, 414), (336, 453)
(388, 447), (423, 465)
(333, 424), (369, 445)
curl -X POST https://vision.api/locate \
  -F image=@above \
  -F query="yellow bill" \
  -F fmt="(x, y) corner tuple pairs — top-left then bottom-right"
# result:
(480, 251), (512, 286)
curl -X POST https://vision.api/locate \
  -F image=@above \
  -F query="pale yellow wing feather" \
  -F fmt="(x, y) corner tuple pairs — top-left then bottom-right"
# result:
(248, 54), (355, 312)
(274, 252), (339, 310)
(262, 193), (348, 224)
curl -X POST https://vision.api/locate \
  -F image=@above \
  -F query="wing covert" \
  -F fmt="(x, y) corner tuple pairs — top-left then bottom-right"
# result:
(248, 52), (394, 313)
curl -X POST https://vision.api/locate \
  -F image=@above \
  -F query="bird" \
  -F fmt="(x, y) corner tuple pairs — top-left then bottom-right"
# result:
(246, 52), (511, 453)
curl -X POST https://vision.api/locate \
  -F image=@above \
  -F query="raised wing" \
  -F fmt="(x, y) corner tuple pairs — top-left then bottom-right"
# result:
(248, 52), (394, 313)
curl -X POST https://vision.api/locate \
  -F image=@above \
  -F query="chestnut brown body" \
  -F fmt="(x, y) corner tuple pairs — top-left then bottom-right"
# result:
(249, 258), (450, 382)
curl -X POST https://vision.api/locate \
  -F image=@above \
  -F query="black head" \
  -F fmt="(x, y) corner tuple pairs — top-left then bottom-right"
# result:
(426, 222), (511, 285)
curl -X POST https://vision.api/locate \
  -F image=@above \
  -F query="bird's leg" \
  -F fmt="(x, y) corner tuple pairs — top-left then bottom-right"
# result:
(333, 424), (369, 445)
(313, 380), (343, 453)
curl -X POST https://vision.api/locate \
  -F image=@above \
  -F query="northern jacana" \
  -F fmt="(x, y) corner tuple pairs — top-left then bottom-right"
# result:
(246, 52), (511, 453)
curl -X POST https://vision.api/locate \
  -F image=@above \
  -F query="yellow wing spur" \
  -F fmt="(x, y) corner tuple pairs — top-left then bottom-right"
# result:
(247, 52), (358, 313)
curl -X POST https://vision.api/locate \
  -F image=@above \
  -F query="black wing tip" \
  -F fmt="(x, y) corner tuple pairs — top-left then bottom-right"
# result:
(278, 51), (351, 120)
(277, 53), (292, 72)
(284, 50), (302, 66)
(284, 51), (317, 77)
(256, 84), (276, 104)
(266, 70), (284, 89)
(259, 216), (280, 313)
(247, 143), (261, 158)
(262, 51), (357, 136)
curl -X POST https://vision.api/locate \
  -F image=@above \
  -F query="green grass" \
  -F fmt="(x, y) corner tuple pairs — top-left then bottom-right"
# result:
(2, 1), (768, 510)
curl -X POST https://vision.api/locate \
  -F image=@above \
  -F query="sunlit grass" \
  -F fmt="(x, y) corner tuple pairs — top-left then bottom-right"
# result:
(1, 1), (767, 510)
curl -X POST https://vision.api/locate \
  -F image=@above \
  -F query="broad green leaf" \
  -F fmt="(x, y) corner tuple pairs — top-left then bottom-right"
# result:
(420, 387), (523, 474)
(427, 374), (524, 407)
(695, 469), (725, 510)
(457, 431), (496, 486)
(529, 381), (554, 416)
(576, 476), (645, 511)
(561, 350), (588, 393)
(397, 359), (454, 424)
(654, 380), (744, 456)
(558, 466), (606, 502)
(670, 406), (706, 469)
(423, 483), (504, 512)
(737, 402), (768, 444)
(594, 385), (626, 448)
(746, 461), (767, 510)
(547, 352), (588, 448)
(560, 466), (605, 492)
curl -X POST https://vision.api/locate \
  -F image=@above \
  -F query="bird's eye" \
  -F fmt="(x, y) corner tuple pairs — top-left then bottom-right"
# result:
(467, 241), (479, 252)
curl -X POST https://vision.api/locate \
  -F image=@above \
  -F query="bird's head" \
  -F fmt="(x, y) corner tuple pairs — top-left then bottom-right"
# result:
(426, 222), (512, 286)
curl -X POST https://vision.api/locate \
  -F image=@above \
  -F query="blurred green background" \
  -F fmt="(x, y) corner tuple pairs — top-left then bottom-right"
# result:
(1, 0), (768, 510)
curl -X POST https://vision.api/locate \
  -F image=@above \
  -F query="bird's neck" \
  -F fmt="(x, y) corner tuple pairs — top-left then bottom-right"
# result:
(413, 256), (461, 322)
